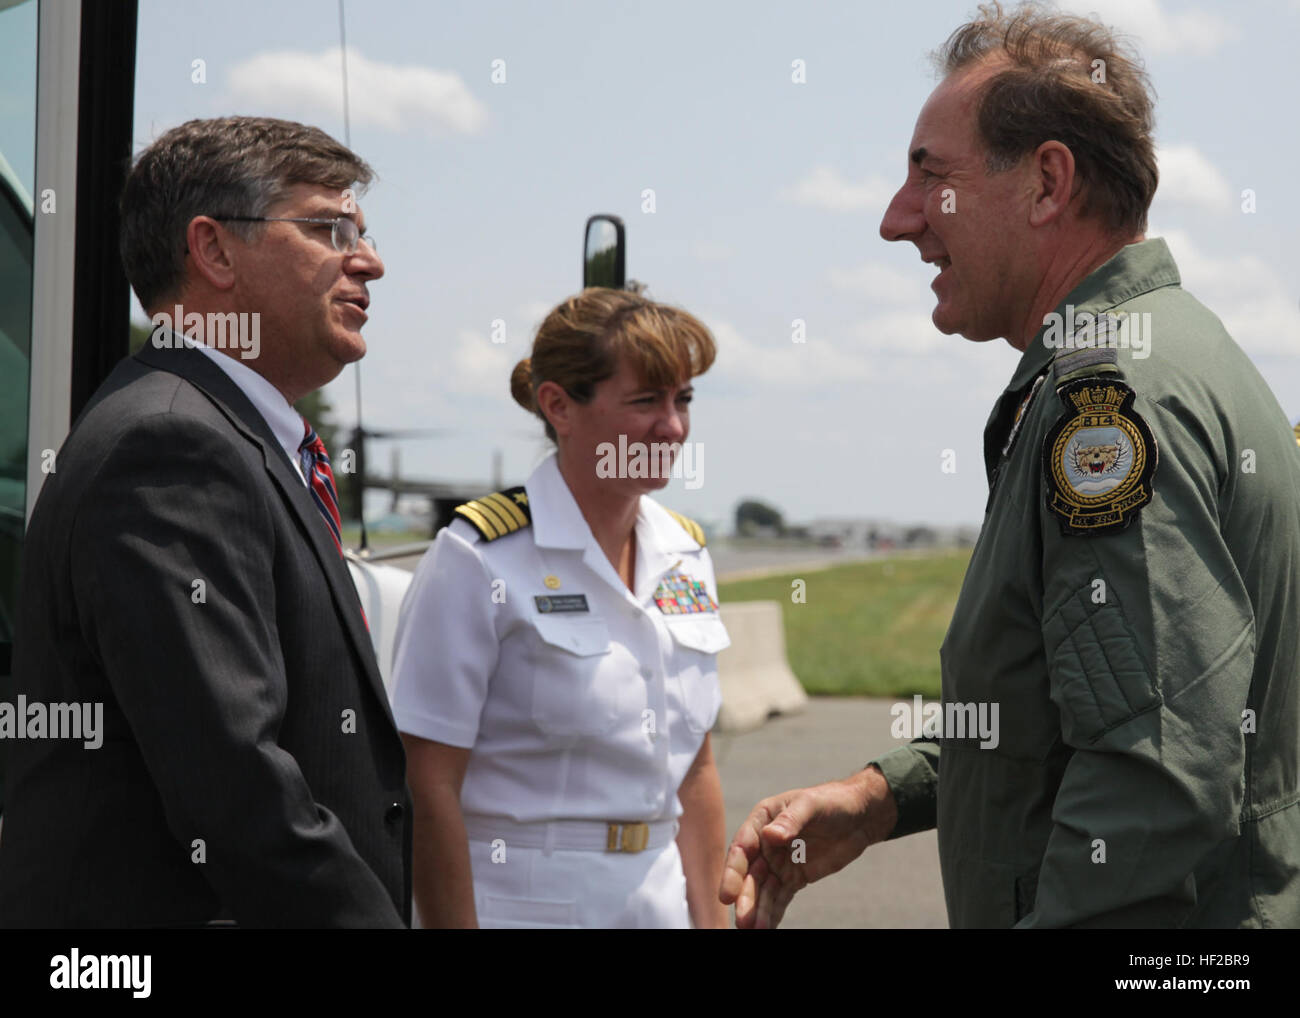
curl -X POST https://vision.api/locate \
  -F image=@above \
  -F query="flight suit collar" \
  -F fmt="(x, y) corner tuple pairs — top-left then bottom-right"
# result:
(983, 238), (1182, 486)
(1005, 237), (1181, 394)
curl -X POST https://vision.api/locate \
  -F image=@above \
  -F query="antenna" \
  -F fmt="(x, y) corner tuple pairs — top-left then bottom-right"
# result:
(338, 0), (352, 147)
(338, 0), (369, 553)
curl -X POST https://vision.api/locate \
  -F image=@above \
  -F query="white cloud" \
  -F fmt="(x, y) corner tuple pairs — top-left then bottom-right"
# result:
(1158, 227), (1300, 359)
(706, 319), (874, 386)
(1154, 143), (1233, 211)
(1066, 0), (1233, 56)
(690, 239), (734, 261)
(850, 309), (954, 356)
(845, 311), (1020, 393)
(782, 166), (894, 213)
(227, 47), (488, 135)
(829, 261), (931, 304)
(517, 301), (555, 331)
(826, 262), (1028, 373)
(705, 308), (1013, 390)
(452, 329), (515, 394)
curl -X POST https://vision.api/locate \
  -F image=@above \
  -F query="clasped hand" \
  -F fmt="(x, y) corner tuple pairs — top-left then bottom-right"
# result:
(718, 765), (898, 929)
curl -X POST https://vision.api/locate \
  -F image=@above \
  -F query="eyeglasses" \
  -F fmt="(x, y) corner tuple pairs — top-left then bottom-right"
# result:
(211, 215), (377, 254)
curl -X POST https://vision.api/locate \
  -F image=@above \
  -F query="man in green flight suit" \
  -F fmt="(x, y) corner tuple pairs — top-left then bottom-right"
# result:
(720, 2), (1300, 928)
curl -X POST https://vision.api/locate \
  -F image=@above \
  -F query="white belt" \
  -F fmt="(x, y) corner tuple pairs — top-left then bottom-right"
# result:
(463, 813), (678, 854)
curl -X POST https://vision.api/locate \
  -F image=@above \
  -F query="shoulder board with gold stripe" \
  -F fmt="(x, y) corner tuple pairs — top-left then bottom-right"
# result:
(454, 486), (531, 541)
(1293, 422), (1300, 447)
(664, 508), (706, 546)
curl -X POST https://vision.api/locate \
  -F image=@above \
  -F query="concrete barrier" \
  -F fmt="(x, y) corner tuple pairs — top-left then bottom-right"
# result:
(716, 601), (808, 732)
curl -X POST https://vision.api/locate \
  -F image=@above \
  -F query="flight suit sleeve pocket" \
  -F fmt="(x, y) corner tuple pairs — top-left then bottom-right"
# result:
(1042, 586), (1159, 746)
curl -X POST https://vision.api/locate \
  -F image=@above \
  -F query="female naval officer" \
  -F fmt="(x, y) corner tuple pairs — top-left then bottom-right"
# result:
(391, 288), (730, 928)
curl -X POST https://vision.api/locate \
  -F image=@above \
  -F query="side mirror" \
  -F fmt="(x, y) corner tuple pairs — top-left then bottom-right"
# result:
(583, 214), (625, 290)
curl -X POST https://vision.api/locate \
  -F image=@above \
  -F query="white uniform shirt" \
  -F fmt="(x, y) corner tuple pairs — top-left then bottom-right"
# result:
(391, 453), (729, 824)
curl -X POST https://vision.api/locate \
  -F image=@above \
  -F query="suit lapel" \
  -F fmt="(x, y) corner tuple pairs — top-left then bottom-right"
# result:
(133, 344), (392, 717)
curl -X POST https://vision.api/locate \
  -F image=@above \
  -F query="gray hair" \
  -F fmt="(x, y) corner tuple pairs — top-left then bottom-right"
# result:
(935, 1), (1158, 235)
(119, 116), (374, 309)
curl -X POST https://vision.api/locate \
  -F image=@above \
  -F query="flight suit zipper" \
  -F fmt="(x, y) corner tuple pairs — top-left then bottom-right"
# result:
(985, 371), (1049, 514)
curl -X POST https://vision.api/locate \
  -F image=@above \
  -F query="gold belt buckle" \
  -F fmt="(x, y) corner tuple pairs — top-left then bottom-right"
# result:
(606, 821), (650, 853)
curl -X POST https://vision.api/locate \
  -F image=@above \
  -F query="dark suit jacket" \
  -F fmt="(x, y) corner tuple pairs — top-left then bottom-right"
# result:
(0, 343), (411, 927)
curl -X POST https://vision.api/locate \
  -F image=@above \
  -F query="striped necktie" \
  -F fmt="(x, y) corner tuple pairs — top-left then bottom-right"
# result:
(299, 418), (344, 556)
(298, 418), (369, 633)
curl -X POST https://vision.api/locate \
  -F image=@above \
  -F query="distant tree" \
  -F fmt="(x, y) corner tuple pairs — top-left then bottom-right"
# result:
(297, 391), (366, 526)
(584, 246), (619, 287)
(294, 389), (341, 463)
(735, 499), (785, 536)
(904, 526), (937, 548)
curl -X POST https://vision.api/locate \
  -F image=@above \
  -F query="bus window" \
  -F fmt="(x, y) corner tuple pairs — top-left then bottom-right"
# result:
(0, 0), (37, 681)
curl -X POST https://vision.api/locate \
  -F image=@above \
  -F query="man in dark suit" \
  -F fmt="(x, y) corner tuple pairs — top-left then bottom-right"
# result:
(0, 116), (410, 927)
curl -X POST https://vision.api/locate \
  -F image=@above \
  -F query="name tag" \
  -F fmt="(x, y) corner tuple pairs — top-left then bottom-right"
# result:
(534, 594), (590, 614)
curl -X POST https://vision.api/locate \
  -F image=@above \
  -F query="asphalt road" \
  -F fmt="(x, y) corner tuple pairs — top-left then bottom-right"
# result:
(714, 697), (948, 929)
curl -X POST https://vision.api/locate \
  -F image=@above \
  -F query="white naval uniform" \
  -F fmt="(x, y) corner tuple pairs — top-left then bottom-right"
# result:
(391, 453), (729, 928)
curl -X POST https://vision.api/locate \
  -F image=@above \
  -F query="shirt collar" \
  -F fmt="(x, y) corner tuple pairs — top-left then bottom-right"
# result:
(526, 453), (591, 550)
(1005, 237), (1181, 394)
(637, 497), (707, 554)
(526, 452), (704, 555)
(526, 452), (705, 606)
(633, 499), (705, 604)
(185, 336), (307, 483)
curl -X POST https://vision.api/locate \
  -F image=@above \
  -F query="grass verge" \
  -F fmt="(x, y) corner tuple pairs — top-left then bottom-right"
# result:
(717, 550), (971, 698)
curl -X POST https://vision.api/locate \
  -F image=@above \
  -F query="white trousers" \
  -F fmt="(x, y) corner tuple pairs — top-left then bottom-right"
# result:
(468, 836), (691, 929)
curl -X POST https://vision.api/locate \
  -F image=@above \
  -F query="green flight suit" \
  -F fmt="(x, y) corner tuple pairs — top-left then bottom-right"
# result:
(871, 238), (1300, 928)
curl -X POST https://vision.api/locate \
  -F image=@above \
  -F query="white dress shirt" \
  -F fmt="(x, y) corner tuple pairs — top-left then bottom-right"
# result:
(188, 339), (308, 485)
(391, 452), (729, 824)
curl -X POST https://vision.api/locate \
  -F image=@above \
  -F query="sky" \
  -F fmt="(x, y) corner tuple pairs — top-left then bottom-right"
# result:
(0, 3), (36, 206)
(116, 0), (1300, 530)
